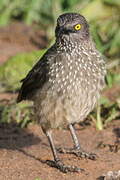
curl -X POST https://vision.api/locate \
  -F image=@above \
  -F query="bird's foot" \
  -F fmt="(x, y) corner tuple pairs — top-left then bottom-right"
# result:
(57, 147), (97, 160)
(46, 159), (84, 173)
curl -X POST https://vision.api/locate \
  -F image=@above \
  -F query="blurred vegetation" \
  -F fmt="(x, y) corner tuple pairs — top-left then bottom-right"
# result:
(34, 178), (41, 180)
(0, 100), (33, 128)
(0, 0), (120, 130)
(91, 97), (120, 130)
(0, 50), (46, 92)
(0, 0), (120, 56)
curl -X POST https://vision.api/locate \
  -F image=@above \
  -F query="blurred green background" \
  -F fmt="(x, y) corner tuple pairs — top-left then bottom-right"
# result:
(0, 0), (120, 130)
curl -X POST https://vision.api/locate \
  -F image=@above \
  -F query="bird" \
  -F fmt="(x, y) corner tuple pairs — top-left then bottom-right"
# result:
(17, 13), (106, 173)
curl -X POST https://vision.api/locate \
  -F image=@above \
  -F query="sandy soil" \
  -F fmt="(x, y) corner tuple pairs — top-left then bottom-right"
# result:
(0, 22), (47, 65)
(0, 121), (120, 180)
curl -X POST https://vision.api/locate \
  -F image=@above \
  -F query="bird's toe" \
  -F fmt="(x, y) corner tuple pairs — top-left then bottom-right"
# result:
(46, 159), (84, 173)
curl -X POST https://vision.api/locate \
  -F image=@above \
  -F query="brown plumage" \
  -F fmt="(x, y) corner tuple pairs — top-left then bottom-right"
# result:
(17, 13), (106, 173)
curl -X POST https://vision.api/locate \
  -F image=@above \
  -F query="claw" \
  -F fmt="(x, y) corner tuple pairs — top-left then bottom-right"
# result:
(46, 159), (84, 173)
(57, 147), (97, 160)
(75, 151), (97, 160)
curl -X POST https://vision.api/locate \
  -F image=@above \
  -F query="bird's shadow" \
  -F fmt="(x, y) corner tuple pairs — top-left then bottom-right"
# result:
(113, 128), (120, 139)
(0, 122), (49, 163)
(113, 127), (120, 147)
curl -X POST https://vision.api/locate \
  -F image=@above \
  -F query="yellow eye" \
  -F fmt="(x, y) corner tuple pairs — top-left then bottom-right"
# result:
(74, 24), (81, 30)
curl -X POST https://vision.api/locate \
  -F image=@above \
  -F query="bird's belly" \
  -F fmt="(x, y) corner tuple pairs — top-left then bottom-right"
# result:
(34, 86), (100, 131)
(60, 88), (100, 124)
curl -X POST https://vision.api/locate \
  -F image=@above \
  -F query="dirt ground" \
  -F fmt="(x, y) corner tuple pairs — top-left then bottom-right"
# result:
(0, 23), (120, 180)
(0, 121), (120, 180)
(0, 22), (47, 65)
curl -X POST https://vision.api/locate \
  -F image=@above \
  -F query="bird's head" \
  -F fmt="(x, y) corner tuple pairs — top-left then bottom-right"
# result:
(55, 13), (89, 43)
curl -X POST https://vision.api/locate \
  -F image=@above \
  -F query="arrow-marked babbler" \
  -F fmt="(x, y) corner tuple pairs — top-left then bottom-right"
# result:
(17, 13), (106, 173)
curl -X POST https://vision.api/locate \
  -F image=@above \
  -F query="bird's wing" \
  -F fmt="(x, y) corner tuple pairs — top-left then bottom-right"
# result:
(17, 46), (56, 102)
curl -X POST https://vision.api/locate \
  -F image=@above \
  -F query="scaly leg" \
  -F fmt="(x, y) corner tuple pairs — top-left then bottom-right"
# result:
(45, 130), (83, 173)
(57, 124), (97, 160)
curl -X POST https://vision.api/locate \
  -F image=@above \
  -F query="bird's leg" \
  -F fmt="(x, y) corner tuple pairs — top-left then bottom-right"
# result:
(69, 123), (81, 150)
(57, 124), (96, 160)
(45, 130), (83, 173)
